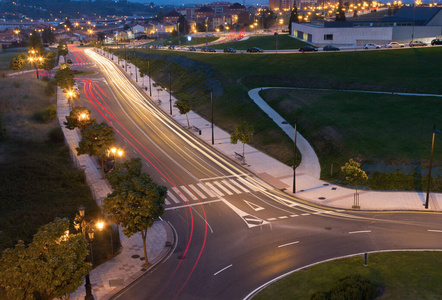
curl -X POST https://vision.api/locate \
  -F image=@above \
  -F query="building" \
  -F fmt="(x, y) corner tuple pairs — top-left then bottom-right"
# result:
(269, 0), (293, 11)
(163, 10), (181, 24)
(291, 6), (442, 47)
(195, 6), (215, 23)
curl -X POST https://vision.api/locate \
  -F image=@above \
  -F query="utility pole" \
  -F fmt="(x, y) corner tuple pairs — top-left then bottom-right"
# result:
(293, 119), (297, 193)
(124, 44), (127, 72)
(133, 48), (137, 82)
(169, 70), (172, 115)
(211, 88), (214, 145)
(148, 58), (152, 97)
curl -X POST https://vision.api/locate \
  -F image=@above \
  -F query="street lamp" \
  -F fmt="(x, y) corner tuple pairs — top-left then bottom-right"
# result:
(148, 58), (152, 97)
(169, 70), (172, 115)
(211, 88), (214, 145)
(425, 125), (441, 209)
(74, 205), (104, 300)
(293, 119), (298, 193)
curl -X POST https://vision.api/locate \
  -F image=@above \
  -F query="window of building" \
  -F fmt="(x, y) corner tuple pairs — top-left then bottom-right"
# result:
(324, 34), (333, 40)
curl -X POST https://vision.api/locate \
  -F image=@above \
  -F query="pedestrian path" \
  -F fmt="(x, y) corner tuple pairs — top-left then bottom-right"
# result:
(56, 88), (173, 300)
(104, 49), (442, 212)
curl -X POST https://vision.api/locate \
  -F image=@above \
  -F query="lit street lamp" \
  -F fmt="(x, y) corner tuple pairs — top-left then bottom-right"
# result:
(293, 119), (298, 193)
(73, 205), (104, 300)
(425, 124), (441, 209)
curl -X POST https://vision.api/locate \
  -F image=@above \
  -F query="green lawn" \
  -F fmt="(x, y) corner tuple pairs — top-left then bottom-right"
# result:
(0, 49), (33, 74)
(210, 34), (308, 50)
(254, 251), (442, 300)
(131, 47), (442, 178)
(149, 36), (219, 47)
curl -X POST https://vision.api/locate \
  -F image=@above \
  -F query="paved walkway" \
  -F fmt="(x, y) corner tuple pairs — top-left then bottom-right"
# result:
(108, 49), (442, 212)
(56, 89), (173, 300)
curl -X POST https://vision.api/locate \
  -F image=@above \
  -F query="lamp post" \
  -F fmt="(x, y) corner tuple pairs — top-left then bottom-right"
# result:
(133, 49), (138, 82)
(74, 205), (104, 300)
(148, 58), (152, 97)
(124, 44), (127, 72)
(293, 119), (298, 193)
(425, 125), (441, 209)
(169, 70), (172, 115)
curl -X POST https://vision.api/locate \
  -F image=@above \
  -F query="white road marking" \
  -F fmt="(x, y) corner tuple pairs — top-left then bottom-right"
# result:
(214, 181), (233, 195)
(244, 200), (265, 212)
(188, 184), (207, 199)
(349, 230), (371, 234)
(167, 191), (180, 204)
(278, 216), (288, 219)
(214, 264), (232, 276)
(221, 180), (241, 194)
(229, 179), (251, 193)
(165, 199), (171, 205)
(207, 183), (225, 196)
(196, 183), (216, 197)
(278, 241), (299, 248)
(200, 174), (249, 181)
(267, 218), (277, 221)
(171, 187), (188, 202)
(290, 215), (298, 217)
(181, 186), (198, 201)
(165, 199), (223, 211)
(428, 230), (442, 233)
(301, 213), (310, 216)
(222, 199), (269, 228)
(144, 162), (150, 167)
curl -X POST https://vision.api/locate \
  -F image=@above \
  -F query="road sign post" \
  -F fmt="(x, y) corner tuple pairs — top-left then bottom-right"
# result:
(362, 253), (368, 266)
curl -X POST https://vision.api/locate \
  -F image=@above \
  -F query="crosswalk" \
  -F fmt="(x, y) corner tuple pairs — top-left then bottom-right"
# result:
(164, 177), (265, 206)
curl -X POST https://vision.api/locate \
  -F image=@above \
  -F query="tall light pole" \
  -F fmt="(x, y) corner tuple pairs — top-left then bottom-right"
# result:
(211, 88), (214, 145)
(74, 205), (104, 300)
(133, 49), (138, 82)
(169, 70), (172, 115)
(124, 44), (127, 72)
(148, 58), (152, 97)
(425, 125), (441, 209)
(293, 119), (298, 193)
(205, 18), (208, 46)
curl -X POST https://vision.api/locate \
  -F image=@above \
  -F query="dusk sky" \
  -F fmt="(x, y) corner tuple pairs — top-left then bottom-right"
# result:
(132, 0), (269, 5)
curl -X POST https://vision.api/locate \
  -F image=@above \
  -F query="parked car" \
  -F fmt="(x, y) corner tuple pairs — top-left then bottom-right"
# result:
(364, 43), (381, 49)
(431, 39), (442, 46)
(200, 47), (207, 52)
(385, 42), (405, 48)
(187, 46), (196, 51)
(67, 58), (73, 64)
(323, 45), (340, 51)
(204, 47), (216, 52)
(409, 40), (427, 47)
(223, 47), (236, 53)
(299, 46), (318, 52)
(246, 47), (264, 53)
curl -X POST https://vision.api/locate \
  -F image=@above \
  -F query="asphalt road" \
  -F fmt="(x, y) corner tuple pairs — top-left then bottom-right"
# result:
(68, 46), (442, 300)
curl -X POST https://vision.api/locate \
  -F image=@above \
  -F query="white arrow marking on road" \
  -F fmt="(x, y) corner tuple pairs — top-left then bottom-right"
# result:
(244, 200), (265, 211)
(349, 230), (371, 234)
(222, 199), (268, 228)
(428, 229), (442, 233)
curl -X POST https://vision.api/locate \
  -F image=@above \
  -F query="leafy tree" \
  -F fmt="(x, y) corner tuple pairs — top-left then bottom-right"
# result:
(335, 0), (347, 21)
(261, 8), (276, 29)
(54, 63), (75, 91)
(0, 218), (91, 300)
(230, 121), (254, 165)
(8, 53), (27, 74)
(104, 158), (167, 267)
(42, 27), (56, 44)
(41, 51), (57, 77)
(174, 98), (192, 128)
(97, 32), (106, 44)
(28, 29), (45, 54)
(57, 40), (69, 63)
(64, 107), (97, 130)
(76, 122), (116, 178)
(288, 0), (299, 34)
(341, 158), (368, 208)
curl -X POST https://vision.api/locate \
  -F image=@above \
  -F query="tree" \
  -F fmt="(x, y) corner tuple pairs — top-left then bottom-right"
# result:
(8, 53), (26, 74)
(335, 0), (347, 22)
(42, 27), (56, 44)
(104, 158), (167, 267)
(57, 40), (69, 63)
(0, 218), (91, 300)
(54, 63), (75, 91)
(64, 107), (96, 130)
(174, 98), (192, 128)
(97, 32), (106, 44)
(230, 121), (254, 165)
(76, 122), (116, 178)
(288, 0), (299, 34)
(341, 158), (368, 209)
(41, 51), (57, 77)
(28, 30), (45, 54)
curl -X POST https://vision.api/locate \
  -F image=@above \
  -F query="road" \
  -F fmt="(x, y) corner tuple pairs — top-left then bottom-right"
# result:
(67, 46), (442, 299)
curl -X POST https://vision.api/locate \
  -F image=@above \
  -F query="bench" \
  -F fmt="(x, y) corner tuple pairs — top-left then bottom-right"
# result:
(234, 152), (244, 160)
(191, 126), (202, 135)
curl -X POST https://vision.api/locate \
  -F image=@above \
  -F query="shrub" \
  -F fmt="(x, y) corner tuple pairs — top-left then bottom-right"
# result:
(44, 80), (57, 96)
(32, 105), (57, 123)
(310, 275), (378, 300)
(47, 126), (64, 143)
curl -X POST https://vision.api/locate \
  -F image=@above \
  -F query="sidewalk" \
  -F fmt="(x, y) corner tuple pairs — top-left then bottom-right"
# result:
(106, 49), (442, 212)
(56, 89), (174, 300)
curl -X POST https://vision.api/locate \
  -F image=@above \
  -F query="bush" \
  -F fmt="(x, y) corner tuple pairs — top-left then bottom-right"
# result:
(32, 105), (57, 123)
(44, 80), (57, 96)
(310, 275), (378, 300)
(47, 126), (64, 143)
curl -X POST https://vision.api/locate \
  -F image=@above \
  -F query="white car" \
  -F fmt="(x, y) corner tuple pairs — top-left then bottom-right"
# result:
(364, 43), (381, 49)
(385, 42), (405, 48)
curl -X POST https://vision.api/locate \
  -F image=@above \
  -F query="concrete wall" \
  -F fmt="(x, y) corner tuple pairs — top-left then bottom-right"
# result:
(392, 26), (442, 43)
(428, 10), (442, 26)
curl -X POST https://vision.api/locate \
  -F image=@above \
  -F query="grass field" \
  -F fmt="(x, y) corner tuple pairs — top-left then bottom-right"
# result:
(254, 251), (442, 299)
(0, 49), (33, 74)
(210, 34), (308, 50)
(133, 46), (442, 177)
(149, 36), (219, 47)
